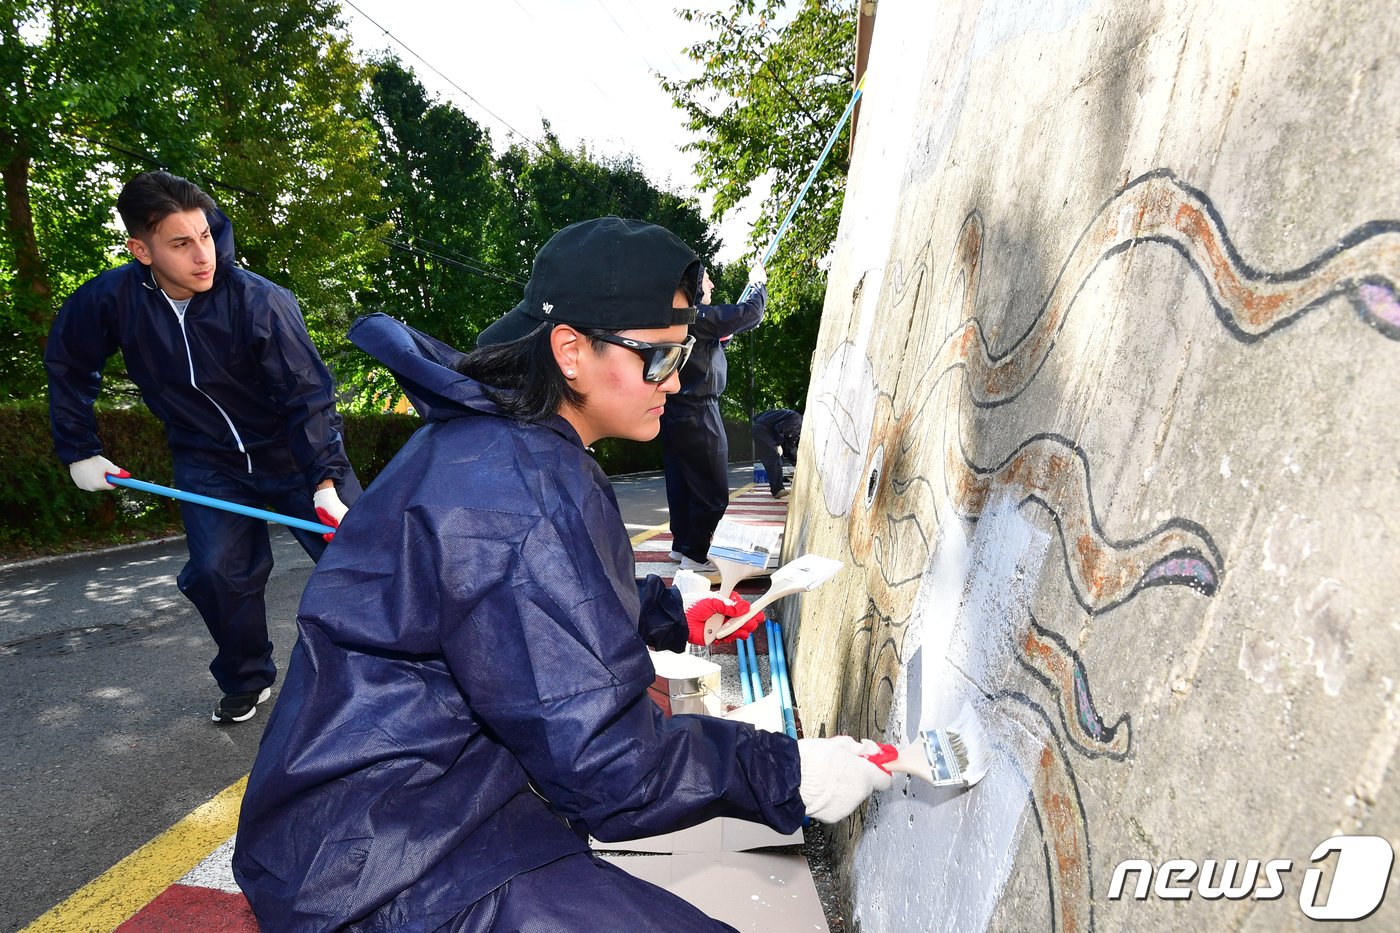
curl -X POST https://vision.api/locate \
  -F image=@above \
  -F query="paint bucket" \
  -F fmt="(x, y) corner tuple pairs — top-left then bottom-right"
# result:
(753, 461), (768, 485)
(648, 650), (721, 717)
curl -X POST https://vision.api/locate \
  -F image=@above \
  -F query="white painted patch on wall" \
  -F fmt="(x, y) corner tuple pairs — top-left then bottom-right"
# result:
(850, 493), (1052, 933)
(811, 343), (878, 517)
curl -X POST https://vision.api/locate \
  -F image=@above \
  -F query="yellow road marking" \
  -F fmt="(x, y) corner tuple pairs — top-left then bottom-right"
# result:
(628, 482), (757, 547)
(21, 776), (246, 933)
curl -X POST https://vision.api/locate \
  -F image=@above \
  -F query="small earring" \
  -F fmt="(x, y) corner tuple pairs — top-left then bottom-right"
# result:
(566, 369), (576, 378)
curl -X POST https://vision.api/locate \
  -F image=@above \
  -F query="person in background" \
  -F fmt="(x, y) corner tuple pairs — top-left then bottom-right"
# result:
(233, 217), (890, 931)
(659, 263), (767, 572)
(752, 407), (803, 498)
(44, 170), (361, 724)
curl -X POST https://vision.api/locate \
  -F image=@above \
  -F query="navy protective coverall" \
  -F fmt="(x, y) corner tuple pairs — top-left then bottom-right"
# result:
(659, 286), (766, 563)
(752, 408), (802, 496)
(233, 313), (804, 931)
(44, 209), (360, 696)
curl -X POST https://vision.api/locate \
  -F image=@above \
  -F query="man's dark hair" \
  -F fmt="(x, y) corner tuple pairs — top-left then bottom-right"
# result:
(457, 270), (700, 424)
(116, 171), (217, 239)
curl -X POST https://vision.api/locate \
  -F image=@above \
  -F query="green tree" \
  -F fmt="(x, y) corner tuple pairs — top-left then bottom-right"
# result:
(347, 57), (524, 410)
(662, 0), (855, 270)
(661, 0), (856, 422)
(0, 0), (192, 399)
(0, 0), (387, 402)
(498, 129), (720, 270)
(170, 0), (388, 349)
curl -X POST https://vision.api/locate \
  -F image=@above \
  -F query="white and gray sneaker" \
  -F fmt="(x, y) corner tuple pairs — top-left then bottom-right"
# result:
(678, 556), (719, 575)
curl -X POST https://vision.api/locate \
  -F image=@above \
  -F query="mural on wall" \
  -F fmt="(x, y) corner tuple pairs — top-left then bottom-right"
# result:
(797, 167), (1400, 931)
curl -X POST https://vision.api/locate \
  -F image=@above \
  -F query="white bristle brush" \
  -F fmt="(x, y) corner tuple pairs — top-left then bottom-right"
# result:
(707, 554), (843, 644)
(863, 705), (992, 789)
(706, 520), (782, 598)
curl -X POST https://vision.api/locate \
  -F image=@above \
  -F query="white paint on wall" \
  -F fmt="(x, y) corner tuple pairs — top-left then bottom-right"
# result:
(850, 494), (1052, 933)
(810, 343), (878, 517)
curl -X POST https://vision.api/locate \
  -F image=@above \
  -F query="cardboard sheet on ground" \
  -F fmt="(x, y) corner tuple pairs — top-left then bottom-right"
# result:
(601, 851), (829, 932)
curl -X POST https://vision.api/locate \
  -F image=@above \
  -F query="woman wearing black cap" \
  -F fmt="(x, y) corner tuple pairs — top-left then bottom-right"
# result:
(232, 217), (890, 931)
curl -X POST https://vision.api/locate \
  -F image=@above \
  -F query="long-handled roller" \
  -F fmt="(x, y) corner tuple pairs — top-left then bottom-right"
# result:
(105, 474), (334, 536)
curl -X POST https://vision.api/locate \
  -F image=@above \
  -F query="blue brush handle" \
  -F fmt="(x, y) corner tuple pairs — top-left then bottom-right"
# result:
(736, 637), (755, 705)
(107, 474), (335, 536)
(738, 81), (865, 305)
(768, 619), (797, 739)
(745, 634), (764, 702)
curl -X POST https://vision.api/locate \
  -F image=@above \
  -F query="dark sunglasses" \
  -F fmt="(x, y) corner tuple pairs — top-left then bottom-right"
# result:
(593, 333), (695, 383)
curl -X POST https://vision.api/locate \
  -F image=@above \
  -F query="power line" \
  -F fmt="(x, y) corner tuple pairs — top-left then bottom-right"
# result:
(342, 0), (646, 218)
(615, 0), (687, 75)
(391, 230), (527, 286)
(380, 237), (524, 288)
(591, 0), (663, 75)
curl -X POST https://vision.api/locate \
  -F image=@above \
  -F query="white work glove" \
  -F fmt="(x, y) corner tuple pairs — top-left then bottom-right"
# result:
(673, 568), (715, 609)
(69, 455), (128, 492)
(748, 261), (767, 286)
(313, 486), (349, 541)
(797, 736), (893, 823)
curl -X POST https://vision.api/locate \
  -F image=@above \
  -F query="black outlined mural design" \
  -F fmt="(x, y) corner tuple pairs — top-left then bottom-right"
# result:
(809, 167), (1400, 931)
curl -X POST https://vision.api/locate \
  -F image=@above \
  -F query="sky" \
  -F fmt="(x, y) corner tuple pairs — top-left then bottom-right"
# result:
(339, 0), (766, 263)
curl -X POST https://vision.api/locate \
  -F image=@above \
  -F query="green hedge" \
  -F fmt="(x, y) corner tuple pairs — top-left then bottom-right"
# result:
(1, 402), (756, 558)
(0, 402), (420, 556)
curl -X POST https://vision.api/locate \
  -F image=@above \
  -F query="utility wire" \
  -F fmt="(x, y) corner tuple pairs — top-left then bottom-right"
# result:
(342, 0), (646, 218)
(617, 0), (686, 74)
(373, 220), (527, 285)
(591, 0), (663, 75)
(380, 237), (524, 287)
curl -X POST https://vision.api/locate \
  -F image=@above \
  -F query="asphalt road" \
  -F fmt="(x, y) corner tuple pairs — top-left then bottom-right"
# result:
(0, 466), (757, 931)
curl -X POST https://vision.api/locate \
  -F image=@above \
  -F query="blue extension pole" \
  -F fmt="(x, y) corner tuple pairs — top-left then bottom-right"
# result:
(738, 75), (866, 304)
(745, 633), (764, 703)
(106, 474), (335, 536)
(736, 637), (755, 705)
(769, 619), (797, 738)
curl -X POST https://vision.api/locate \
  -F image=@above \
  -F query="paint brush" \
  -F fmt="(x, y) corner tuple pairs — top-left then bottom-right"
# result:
(863, 706), (992, 790)
(708, 554), (843, 644)
(706, 519), (782, 600)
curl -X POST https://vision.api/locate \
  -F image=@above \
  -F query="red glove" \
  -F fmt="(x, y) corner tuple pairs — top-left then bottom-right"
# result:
(684, 592), (764, 645)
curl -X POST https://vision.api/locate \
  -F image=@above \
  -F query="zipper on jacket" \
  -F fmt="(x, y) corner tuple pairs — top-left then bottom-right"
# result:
(166, 294), (254, 473)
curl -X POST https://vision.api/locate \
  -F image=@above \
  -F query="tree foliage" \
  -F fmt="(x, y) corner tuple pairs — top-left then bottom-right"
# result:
(0, 0), (192, 398)
(661, 0), (856, 270)
(0, 0), (386, 401)
(660, 0), (856, 421)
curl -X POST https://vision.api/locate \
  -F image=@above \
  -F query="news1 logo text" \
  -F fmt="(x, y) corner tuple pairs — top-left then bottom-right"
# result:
(1109, 835), (1395, 921)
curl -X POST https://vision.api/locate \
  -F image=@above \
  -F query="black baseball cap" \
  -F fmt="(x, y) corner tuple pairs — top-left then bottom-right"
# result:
(477, 216), (701, 346)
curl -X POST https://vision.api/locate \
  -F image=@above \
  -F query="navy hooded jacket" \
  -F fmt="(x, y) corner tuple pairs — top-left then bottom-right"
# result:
(233, 313), (805, 931)
(44, 209), (351, 484)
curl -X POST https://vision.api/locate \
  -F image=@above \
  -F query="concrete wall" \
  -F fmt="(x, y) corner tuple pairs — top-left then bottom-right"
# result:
(785, 1), (1400, 929)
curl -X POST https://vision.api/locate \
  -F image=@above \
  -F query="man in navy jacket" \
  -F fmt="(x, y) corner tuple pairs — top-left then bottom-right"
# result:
(44, 171), (361, 724)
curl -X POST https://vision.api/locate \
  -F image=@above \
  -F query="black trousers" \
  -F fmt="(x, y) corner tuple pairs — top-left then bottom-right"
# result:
(751, 420), (791, 496)
(659, 397), (729, 563)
